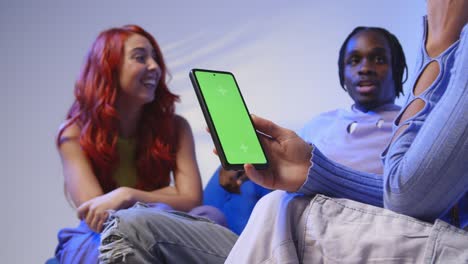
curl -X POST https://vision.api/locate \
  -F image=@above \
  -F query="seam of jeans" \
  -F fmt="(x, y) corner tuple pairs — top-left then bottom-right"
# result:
(317, 194), (433, 227)
(258, 240), (298, 264)
(298, 195), (316, 263)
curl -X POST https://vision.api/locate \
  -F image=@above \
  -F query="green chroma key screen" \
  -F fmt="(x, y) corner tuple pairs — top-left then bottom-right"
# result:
(194, 70), (267, 165)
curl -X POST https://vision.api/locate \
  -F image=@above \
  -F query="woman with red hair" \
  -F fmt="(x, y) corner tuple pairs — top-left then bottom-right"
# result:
(53, 25), (237, 263)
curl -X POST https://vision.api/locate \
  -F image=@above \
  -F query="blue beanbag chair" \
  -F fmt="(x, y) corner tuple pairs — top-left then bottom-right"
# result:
(203, 166), (271, 235)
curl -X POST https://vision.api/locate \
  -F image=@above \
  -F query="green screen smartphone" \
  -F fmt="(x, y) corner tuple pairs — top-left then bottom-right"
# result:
(189, 69), (268, 170)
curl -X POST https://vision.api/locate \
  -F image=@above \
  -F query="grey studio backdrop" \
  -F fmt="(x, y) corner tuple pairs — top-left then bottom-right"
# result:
(1, 1), (426, 262)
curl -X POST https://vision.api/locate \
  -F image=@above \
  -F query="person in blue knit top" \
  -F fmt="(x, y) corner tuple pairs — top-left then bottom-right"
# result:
(226, 0), (468, 262)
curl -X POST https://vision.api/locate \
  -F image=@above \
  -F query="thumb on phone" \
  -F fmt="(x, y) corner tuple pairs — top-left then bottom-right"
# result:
(251, 115), (285, 140)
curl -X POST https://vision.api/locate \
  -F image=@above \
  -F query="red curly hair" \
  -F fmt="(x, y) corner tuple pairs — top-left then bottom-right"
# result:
(58, 25), (179, 193)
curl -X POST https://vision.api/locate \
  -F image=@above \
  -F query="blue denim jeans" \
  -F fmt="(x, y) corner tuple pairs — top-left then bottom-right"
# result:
(98, 203), (237, 263)
(55, 203), (237, 264)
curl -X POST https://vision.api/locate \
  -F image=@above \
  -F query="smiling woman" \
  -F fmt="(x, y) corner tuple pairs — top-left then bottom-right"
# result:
(117, 34), (160, 110)
(53, 25), (237, 263)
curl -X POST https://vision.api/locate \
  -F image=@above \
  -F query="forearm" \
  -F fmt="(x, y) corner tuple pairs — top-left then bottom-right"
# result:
(297, 147), (384, 207)
(125, 186), (202, 212)
(426, 0), (468, 57)
(65, 176), (103, 208)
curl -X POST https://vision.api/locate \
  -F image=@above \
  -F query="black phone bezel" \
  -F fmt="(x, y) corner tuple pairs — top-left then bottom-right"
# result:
(189, 68), (269, 171)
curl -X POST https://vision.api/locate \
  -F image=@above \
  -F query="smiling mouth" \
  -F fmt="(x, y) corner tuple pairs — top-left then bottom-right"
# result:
(143, 84), (156, 90)
(142, 79), (157, 89)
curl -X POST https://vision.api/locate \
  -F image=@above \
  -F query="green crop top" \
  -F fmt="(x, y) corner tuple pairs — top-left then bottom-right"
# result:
(113, 137), (137, 187)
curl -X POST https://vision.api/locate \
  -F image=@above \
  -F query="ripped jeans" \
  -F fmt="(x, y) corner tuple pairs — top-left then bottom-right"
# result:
(55, 203), (237, 264)
(99, 203), (237, 263)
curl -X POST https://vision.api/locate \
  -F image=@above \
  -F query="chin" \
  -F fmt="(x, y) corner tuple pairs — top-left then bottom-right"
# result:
(141, 93), (155, 102)
(143, 97), (155, 105)
(356, 98), (377, 108)
(355, 97), (372, 105)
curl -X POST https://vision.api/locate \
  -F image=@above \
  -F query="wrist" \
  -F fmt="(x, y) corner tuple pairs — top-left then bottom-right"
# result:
(306, 142), (314, 161)
(298, 143), (314, 190)
(303, 142), (314, 170)
(118, 187), (136, 209)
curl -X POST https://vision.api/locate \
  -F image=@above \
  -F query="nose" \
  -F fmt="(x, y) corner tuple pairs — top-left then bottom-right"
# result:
(147, 56), (159, 72)
(358, 58), (376, 75)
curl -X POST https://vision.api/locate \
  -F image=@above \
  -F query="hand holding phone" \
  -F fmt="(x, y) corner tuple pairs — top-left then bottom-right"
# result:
(189, 69), (268, 170)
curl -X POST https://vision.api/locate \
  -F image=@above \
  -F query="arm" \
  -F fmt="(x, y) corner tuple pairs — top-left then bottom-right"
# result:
(59, 122), (131, 232)
(426, 0), (468, 58)
(381, 22), (468, 222)
(380, 0), (468, 220)
(58, 122), (104, 208)
(300, 147), (383, 207)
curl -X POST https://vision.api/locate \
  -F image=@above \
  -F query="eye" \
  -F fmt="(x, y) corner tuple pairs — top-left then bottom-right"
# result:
(347, 56), (360, 66)
(134, 54), (146, 63)
(375, 55), (386, 64)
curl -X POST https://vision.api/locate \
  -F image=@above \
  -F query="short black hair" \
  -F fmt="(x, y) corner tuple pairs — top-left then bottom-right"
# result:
(338, 27), (408, 97)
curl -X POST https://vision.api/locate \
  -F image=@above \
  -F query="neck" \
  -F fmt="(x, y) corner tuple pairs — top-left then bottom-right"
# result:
(353, 104), (371, 113)
(353, 101), (394, 113)
(116, 99), (143, 139)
